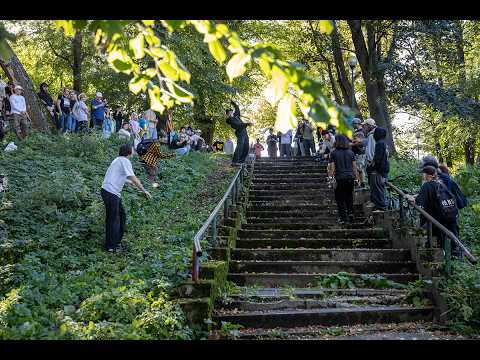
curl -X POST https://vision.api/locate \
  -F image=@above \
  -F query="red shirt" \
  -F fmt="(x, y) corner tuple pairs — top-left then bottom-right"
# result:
(254, 143), (264, 157)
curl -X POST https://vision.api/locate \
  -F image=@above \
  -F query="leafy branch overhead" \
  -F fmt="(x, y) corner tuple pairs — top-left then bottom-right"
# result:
(54, 20), (354, 136)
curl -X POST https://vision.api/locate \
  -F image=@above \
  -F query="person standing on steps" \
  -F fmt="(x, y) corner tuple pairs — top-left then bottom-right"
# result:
(367, 127), (389, 211)
(328, 134), (359, 224)
(266, 128), (278, 158)
(101, 144), (151, 253)
(363, 118), (377, 183)
(226, 100), (252, 166)
(254, 139), (264, 158)
(406, 166), (461, 258)
(280, 129), (293, 158)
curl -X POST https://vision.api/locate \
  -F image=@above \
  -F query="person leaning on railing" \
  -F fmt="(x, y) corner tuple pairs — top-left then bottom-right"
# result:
(405, 166), (462, 258)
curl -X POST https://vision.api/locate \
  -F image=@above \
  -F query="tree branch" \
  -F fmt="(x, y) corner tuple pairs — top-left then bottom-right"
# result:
(45, 37), (73, 67)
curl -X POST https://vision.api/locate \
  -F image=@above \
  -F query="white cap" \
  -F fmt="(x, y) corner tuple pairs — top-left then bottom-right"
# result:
(362, 118), (376, 126)
(96, 92), (102, 97)
(15, 85), (24, 90)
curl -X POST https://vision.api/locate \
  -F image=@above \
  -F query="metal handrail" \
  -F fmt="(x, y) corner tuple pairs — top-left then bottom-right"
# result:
(191, 164), (247, 283)
(386, 182), (477, 267)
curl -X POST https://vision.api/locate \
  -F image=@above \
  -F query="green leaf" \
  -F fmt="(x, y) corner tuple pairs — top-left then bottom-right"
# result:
(144, 28), (161, 47)
(274, 93), (297, 134)
(226, 52), (251, 82)
(190, 20), (212, 34)
(158, 61), (179, 81)
(319, 20), (334, 34)
(142, 20), (155, 26)
(160, 20), (187, 32)
(107, 48), (133, 74)
(54, 20), (76, 37)
(129, 75), (150, 94)
(148, 86), (165, 113)
(264, 66), (288, 106)
(129, 34), (145, 59)
(215, 24), (229, 36)
(208, 39), (227, 64)
(165, 82), (193, 103)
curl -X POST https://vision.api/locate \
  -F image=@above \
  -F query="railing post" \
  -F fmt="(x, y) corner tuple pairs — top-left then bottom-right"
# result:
(445, 237), (452, 276)
(211, 215), (217, 247)
(232, 182), (237, 205)
(192, 247), (199, 283)
(223, 195), (230, 220)
(426, 221), (433, 248)
(399, 197), (405, 228)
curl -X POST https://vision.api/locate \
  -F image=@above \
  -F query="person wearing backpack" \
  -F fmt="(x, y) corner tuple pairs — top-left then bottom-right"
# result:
(420, 155), (468, 210)
(407, 166), (461, 257)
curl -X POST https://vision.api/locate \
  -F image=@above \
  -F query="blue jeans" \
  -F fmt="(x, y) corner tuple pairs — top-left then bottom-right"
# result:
(93, 116), (104, 129)
(60, 113), (72, 133)
(149, 127), (157, 140)
(69, 116), (77, 132)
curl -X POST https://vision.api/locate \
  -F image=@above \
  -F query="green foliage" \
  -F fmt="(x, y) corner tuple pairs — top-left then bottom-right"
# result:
(53, 19), (353, 136)
(219, 321), (243, 339)
(0, 132), (235, 339)
(388, 157), (422, 193)
(316, 272), (406, 290)
(404, 279), (432, 307)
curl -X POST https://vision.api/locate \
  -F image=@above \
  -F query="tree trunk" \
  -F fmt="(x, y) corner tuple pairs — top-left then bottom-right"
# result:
(331, 21), (360, 115)
(72, 31), (83, 92)
(0, 46), (50, 131)
(326, 62), (342, 104)
(348, 20), (395, 152)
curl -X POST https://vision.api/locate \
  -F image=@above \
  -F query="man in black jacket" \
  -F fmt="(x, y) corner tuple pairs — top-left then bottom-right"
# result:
(367, 127), (389, 211)
(226, 100), (252, 166)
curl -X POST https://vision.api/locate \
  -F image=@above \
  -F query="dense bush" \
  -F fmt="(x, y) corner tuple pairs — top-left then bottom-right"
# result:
(0, 132), (234, 339)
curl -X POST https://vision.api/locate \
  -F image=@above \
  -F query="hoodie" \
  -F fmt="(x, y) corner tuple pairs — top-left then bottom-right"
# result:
(369, 127), (389, 177)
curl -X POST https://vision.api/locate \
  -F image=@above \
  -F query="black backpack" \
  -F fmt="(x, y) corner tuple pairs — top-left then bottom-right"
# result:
(435, 180), (459, 222)
(136, 139), (154, 156)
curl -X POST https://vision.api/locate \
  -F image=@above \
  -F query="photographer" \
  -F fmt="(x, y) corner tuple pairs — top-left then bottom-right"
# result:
(91, 92), (106, 129)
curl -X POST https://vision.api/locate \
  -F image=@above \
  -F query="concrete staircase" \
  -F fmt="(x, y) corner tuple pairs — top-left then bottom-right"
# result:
(212, 157), (433, 337)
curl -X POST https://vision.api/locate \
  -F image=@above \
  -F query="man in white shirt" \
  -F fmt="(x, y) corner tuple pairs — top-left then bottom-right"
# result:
(9, 85), (29, 140)
(363, 118), (377, 182)
(280, 129), (293, 158)
(101, 144), (152, 252)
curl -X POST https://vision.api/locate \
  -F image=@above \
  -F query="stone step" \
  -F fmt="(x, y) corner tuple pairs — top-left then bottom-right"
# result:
(230, 260), (416, 274)
(228, 273), (419, 287)
(216, 294), (410, 312)
(212, 306), (433, 330)
(250, 183), (328, 190)
(253, 168), (327, 173)
(256, 157), (321, 162)
(249, 192), (333, 198)
(237, 228), (387, 240)
(225, 287), (408, 300)
(246, 217), (366, 224)
(251, 177), (327, 184)
(246, 210), (360, 218)
(253, 172), (327, 177)
(247, 204), (364, 212)
(235, 238), (390, 249)
(242, 222), (372, 230)
(230, 248), (411, 262)
(248, 200), (338, 207)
